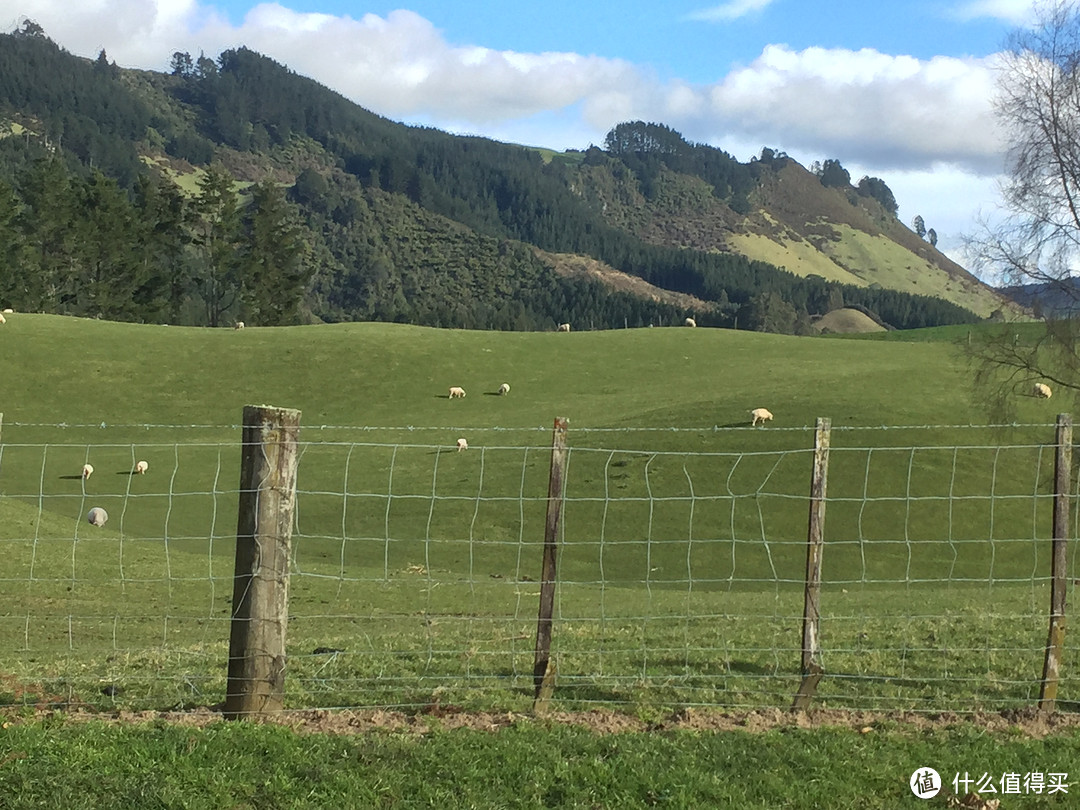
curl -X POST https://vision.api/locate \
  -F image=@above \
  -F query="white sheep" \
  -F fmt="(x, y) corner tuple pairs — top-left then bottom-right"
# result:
(448, 386), (466, 399)
(557, 323), (571, 332)
(1, 308), (12, 314)
(82, 463), (94, 480)
(750, 408), (774, 427)
(135, 460), (149, 475)
(87, 507), (109, 527)
(0, 313), (5, 324)
(684, 317), (697, 327)
(498, 383), (510, 396)
(1033, 382), (1052, 399)
(456, 438), (468, 452)
(234, 321), (245, 330)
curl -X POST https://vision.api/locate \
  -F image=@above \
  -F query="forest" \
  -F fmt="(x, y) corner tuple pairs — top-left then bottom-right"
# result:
(0, 23), (979, 332)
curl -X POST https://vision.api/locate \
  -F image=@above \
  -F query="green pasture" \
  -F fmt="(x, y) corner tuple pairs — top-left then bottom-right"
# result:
(3, 716), (1078, 810)
(0, 315), (1076, 715)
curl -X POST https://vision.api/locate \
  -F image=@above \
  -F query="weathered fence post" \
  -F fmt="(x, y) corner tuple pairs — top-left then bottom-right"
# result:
(224, 405), (301, 719)
(533, 417), (568, 713)
(1039, 413), (1071, 713)
(793, 417), (831, 711)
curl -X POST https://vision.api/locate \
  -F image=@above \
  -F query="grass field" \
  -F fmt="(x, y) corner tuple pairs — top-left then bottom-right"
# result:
(2, 314), (1079, 808)
(1, 713), (1078, 809)
(0, 314), (1076, 718)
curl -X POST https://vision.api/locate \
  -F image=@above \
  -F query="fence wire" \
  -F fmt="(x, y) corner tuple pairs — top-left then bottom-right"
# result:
(0, 421), (1076, 714)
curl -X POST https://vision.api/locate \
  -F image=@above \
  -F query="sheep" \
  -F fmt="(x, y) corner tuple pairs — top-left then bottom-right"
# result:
(448, 386), (467, 399)
(456, 438), (469, 452)
(750, 408), (774, 427)
(498, 383), (511, 396)
(134, 460), (149, 475)
(1033, 382), (1053, 399)
(1, 308), (11, 314)
(82, 463), (94, 480)
(234, 321), (245, 330)
(87, 507), (109, 527)
(684, 317), (697, 327)
(0, 313), (5, 324)
(557, 323), (571, 332)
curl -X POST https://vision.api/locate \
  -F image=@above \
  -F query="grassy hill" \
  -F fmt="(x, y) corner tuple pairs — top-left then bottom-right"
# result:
(0, 312), (996, 431)
(0, 315), (1071, 717)
(576, 158), (1014, 319)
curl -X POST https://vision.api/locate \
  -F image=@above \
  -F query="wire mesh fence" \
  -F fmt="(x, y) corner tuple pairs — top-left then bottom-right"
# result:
(0, 415), (1076, 715)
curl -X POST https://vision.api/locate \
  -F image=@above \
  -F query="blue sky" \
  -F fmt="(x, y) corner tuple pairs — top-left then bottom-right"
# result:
(0, 0), (1041, 268)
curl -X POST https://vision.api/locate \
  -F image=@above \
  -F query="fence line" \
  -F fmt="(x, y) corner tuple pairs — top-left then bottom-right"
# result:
(0, 411), (1075, 716)
(4, 420), (1069, 432)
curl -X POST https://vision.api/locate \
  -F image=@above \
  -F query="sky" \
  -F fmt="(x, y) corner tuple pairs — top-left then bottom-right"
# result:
(0, 0), (1043, 271)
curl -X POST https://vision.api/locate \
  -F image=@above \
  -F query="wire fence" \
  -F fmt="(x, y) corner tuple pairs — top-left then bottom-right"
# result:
(0, 413), (1076, 716)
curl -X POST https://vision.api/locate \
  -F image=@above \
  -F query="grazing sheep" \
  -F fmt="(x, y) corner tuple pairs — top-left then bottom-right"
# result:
(498, 383), (511, 395)
(448, 386), (466, 399)
(1, 308), (11, 314)
(87, 507), (108, 527)
(82, 463), (94, 480)
(234, 321), (245, 330)
(1033, 382), (1053, 399)
(0, 313), (5, 324)
(750, 408), (774, 427)
(557, 323), (571, 332)
(684, 317), (697, 327)
(456, 438), (469, 452)
(135, 460), (149, 475)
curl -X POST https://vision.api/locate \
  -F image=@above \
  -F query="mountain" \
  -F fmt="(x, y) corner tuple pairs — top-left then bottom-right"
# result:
(999, 279), (1080, 317)
(0, 25), (1013, 331)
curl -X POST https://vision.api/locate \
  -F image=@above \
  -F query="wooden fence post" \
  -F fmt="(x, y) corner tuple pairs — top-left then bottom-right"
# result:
(224, 405), (301, 719)
(533, 417), (568, 713)
(793, 417), (831, 711)
(1039, 413), (1071, 713)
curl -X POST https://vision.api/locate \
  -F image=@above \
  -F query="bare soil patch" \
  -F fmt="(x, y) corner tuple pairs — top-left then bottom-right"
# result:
(538, 249), (716, 314)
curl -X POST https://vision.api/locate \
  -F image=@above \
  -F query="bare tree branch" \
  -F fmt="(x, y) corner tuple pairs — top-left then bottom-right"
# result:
(967, 1), (1080, 417)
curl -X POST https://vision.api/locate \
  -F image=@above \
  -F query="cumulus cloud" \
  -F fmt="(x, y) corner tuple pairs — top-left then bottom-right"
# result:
(684, 45), (1007, 176)
(685, 0), (774, 23)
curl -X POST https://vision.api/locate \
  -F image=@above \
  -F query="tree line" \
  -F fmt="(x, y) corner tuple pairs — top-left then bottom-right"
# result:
(0, 159), (308, 326)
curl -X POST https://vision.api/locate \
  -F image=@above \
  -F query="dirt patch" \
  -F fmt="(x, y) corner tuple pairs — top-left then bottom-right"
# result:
(537, 249), (716, 315)
(15, 705), (1080, 738)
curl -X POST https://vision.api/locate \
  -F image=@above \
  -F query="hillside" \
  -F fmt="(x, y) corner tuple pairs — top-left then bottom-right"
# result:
(574, 153), (1009, 318)
(0, 25), (1007, 332)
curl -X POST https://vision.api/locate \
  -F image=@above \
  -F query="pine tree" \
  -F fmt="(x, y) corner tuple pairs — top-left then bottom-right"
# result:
(191, 163), (242, 326)
(239, 179), (310, 325)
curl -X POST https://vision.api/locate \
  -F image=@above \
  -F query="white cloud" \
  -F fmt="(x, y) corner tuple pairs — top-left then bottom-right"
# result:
(682, 45), (1007, 176)
(685, 0), (774, 23)
(950, 0), (1035, 25)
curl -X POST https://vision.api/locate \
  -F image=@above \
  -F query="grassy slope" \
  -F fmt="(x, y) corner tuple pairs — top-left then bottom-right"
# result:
(1, 316), (1076, 808)
(0, 312), (991, 430)
(578, 159), (1014, 319)
(0, 315), (1072, 717)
